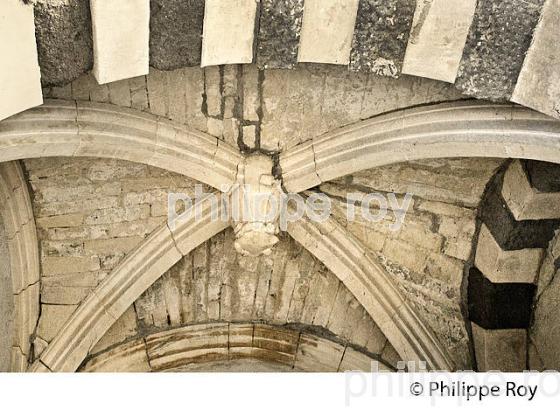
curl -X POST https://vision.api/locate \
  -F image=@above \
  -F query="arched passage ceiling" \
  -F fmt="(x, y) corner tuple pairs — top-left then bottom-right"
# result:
(2, 26), (560, 370)
(3, 85), (560, 371)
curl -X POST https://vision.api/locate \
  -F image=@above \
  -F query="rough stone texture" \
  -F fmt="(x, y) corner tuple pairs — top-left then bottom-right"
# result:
(119, 230), (392, 360)
(84, 323), (389, 372)
(43, 64), (466, 153)
(512, 0), (560, 120)
(349, 0), (416, 77)
(501, 160), (560, 221)
(530, 230), (560, 369)
(526, 161), (560, 193)
(256, 0), (304, 69)
(0, 218), (14, 372)
(455, 0), (545, 101)
(475, 224), (543, 284)
(24, 157), (207, 341)
(34, 0), (93, 86)
(468, 267), (536, 329)
(323, 158), (505, 370)
(149, 0), (205, 70)
(480, 171), (560, 250)
(472, 323), (527, 372)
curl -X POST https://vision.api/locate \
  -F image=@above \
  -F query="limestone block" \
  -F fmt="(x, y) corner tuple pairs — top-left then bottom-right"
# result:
(42, 256), (101, 276)
(90, 0), (150, 84)
(36, 304), (77, 343)
(402, 0), (477, 83)
(0, 0), (43, 121)
(228, 323), (255, 359)
(298, 0), (360, 65)
(251, 324), (298, 366)
(502, 160), (560, 220)
(146, 323), (229, 371)
(481, 175), (560, 250)
(83, 339), (150, 372)
(512, 0), (560, 119)
(475, 224), (543, 284)
(41, 286), (94, 305)
(201, 0), (258, 66)
(294, 333), (345, 371)
(243, 65), (260, 122)
(472, 323), (527, 372)
(339, 348), (379, 372)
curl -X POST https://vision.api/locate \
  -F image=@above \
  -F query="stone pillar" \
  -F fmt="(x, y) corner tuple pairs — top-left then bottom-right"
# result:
(469, 160), (560, 371)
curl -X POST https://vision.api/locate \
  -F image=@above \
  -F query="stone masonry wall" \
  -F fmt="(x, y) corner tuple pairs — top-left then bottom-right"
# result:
(22, 155), (503, 370)
(42, 64), (466, 153)
(89, 230), (400, 369)
(23, 157), (210, 357)
(321, 157), (505, 370)
(530, 229), (560, 370)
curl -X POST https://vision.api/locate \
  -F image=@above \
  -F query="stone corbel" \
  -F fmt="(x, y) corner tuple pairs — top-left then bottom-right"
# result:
(231, 154), (282, 257)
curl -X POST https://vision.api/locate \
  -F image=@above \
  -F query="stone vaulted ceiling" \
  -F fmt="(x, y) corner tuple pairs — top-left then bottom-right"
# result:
(1, 0), (560, 373)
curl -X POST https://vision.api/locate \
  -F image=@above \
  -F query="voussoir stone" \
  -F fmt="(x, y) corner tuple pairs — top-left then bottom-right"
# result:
(256, 0), (304, 69)
(349, 0), (416, 77)
(455, 0), (545, 101)
(34, 0), (93, 86)
(149, 0), (205, 70)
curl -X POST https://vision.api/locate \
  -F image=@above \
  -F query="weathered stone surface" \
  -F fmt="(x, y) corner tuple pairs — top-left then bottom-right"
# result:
(531, 231), (560, 369)
(83, 322), (385, 372)
(294, 334), (345, 371)
(525, 161), (560, 193)
(402, 0), (477, 83)
(36, 304), (77, 343)
(0, 219), (13, 372)
(475, 224), (543, 284)
(34, 0), (93, 86)
(298, 0), (360, 65)
(323, 158), (502, 370)
(502, 160), (560, 221)
(455, 0), (544, 101)
(261, 65), (464, 150)
(83, 339), (151, 372)
(149, 0), (205, 70)
(349, 0), (415, 77)
(256, 0), (304, 69)
(0, 0), (43, 121)
(512, 0), (560, 120)
(201, 0), (258, 66)
(90, 0), (150, 84)
(134, 230), (386, 353)
(480, 171), (560, 250)
(472, 323), (527, 372)
(468, 267), (536, 329)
